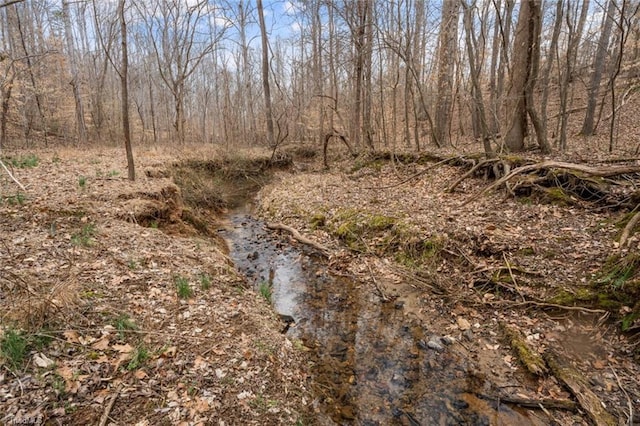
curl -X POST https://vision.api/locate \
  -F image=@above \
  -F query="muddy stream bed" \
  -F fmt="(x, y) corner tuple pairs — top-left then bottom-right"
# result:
(220, 203), (550, 425)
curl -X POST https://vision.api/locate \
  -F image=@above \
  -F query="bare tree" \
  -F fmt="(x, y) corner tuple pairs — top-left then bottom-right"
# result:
(256, 0), (274, 150)
(62, 0), (88, 145)
(503, 0), (549, 153)
(434, 0), (459, 147)
(580, 0), (616, 136)
(557, 0), (590, 150)
(135, 0), (222, 144)
(462, 0), (494, 157)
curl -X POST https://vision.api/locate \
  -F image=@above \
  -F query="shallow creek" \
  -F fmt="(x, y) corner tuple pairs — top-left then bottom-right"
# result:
(222, 205), (546, 425)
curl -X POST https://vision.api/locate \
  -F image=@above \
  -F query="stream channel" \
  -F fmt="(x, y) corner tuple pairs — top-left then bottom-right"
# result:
(222, 203), (545, 425)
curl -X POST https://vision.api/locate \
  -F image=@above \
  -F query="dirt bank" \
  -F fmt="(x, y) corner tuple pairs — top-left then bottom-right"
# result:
(0, 146), (312, 425)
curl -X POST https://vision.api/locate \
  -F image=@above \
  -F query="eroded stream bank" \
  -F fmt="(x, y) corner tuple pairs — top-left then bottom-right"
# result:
(222, 205), (545, 425)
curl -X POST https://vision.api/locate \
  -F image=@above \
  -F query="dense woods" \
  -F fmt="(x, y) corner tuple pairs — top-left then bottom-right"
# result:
(1, 0), (639, 158)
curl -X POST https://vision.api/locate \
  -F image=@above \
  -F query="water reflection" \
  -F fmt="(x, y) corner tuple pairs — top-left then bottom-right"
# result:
(223, 212), (543, 425)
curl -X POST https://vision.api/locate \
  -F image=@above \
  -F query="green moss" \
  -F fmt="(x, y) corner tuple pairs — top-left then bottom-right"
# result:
(394, 236), (443, 268)
(545, 187), (571, 206)
(368, 214), (396, 230)
(621, 310), (640, 332)
(549, 288), (596, 305)
(309, 213), (326, 229)
(329, 209), (400, 252)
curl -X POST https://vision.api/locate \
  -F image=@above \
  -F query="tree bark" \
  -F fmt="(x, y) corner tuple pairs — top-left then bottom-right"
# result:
(504, 0), (543, 152)
(580, 0), (616, 136)
(119, 0), (134, 180)
(462, 1), (494, 158)
(62, 0), (88, 145)
(256, 0), (275, 148)
(434, 0), (459, 147)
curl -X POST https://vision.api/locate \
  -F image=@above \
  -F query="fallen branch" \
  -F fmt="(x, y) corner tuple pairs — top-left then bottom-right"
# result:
(478, 393), (576, 411)
(544, 349), (617, 426)
(619, 210), (640, 248)
(99, 382), (123, 426)
(364, 258), (391, 302)
(610, 365), (634, 425)
(266, 222), (330, 257)
(446, 158), (500, 193)
(0, 159), (27, 191)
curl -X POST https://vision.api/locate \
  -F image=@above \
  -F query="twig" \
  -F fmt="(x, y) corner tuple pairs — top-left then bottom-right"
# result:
(514, 300), (607, 313)
(502, 253), (525, 302)
(610, 365), (634, 426)
(364, 258), (390, 302)
(99, 382), (123, 426)
(0, 159), (27, 191)
(477, 392), (576, 411)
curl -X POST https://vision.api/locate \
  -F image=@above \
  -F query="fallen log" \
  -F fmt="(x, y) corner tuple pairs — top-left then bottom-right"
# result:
(544, 349), (617, 426)
(463, 160), (640, 207)
(500, 322), (547, 376)
(477, 393), (576, 411)
(266, 222), (330, 257)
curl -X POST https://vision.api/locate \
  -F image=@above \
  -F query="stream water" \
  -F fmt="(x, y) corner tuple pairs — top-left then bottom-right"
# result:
(222, 205), (545, 425)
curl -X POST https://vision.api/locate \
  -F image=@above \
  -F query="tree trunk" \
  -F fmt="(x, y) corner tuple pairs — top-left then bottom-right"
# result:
(504, 0), (540, 152)
(119, 0), (134, 180)
(462, 1), (494, 158)
(558, 0), (590, 151)
(580, 0), (616, 136)
(256, 0), (275, 148)
(62, 0), (87, 145)
(540, 0), (563, 134)
(434, 0), (459, 147)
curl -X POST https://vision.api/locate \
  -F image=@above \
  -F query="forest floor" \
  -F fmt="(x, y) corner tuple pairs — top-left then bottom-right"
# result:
(0, 139), (639, 425)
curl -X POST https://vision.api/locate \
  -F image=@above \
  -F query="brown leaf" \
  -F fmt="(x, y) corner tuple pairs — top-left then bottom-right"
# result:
(91, 337), (110, 350)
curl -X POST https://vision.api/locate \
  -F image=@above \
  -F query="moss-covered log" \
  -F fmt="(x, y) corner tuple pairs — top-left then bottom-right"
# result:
(544, 349), (617, 426)
(499, 322), (547, 376)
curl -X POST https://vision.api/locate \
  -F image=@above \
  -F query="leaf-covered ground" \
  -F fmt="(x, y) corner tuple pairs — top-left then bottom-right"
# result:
(0, 147), (312, 425)
(1, 141), (639, 425)
(257, 145), (640, 423)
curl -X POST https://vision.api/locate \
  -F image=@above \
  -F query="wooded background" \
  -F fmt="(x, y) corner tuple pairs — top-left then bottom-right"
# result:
(1, 0), (639, 158)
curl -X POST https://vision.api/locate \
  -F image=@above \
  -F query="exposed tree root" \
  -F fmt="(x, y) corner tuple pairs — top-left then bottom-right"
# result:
(461, 160), (640, 208)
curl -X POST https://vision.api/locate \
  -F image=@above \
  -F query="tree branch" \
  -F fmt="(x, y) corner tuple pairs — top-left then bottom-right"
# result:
(0, 0), (25, 8)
